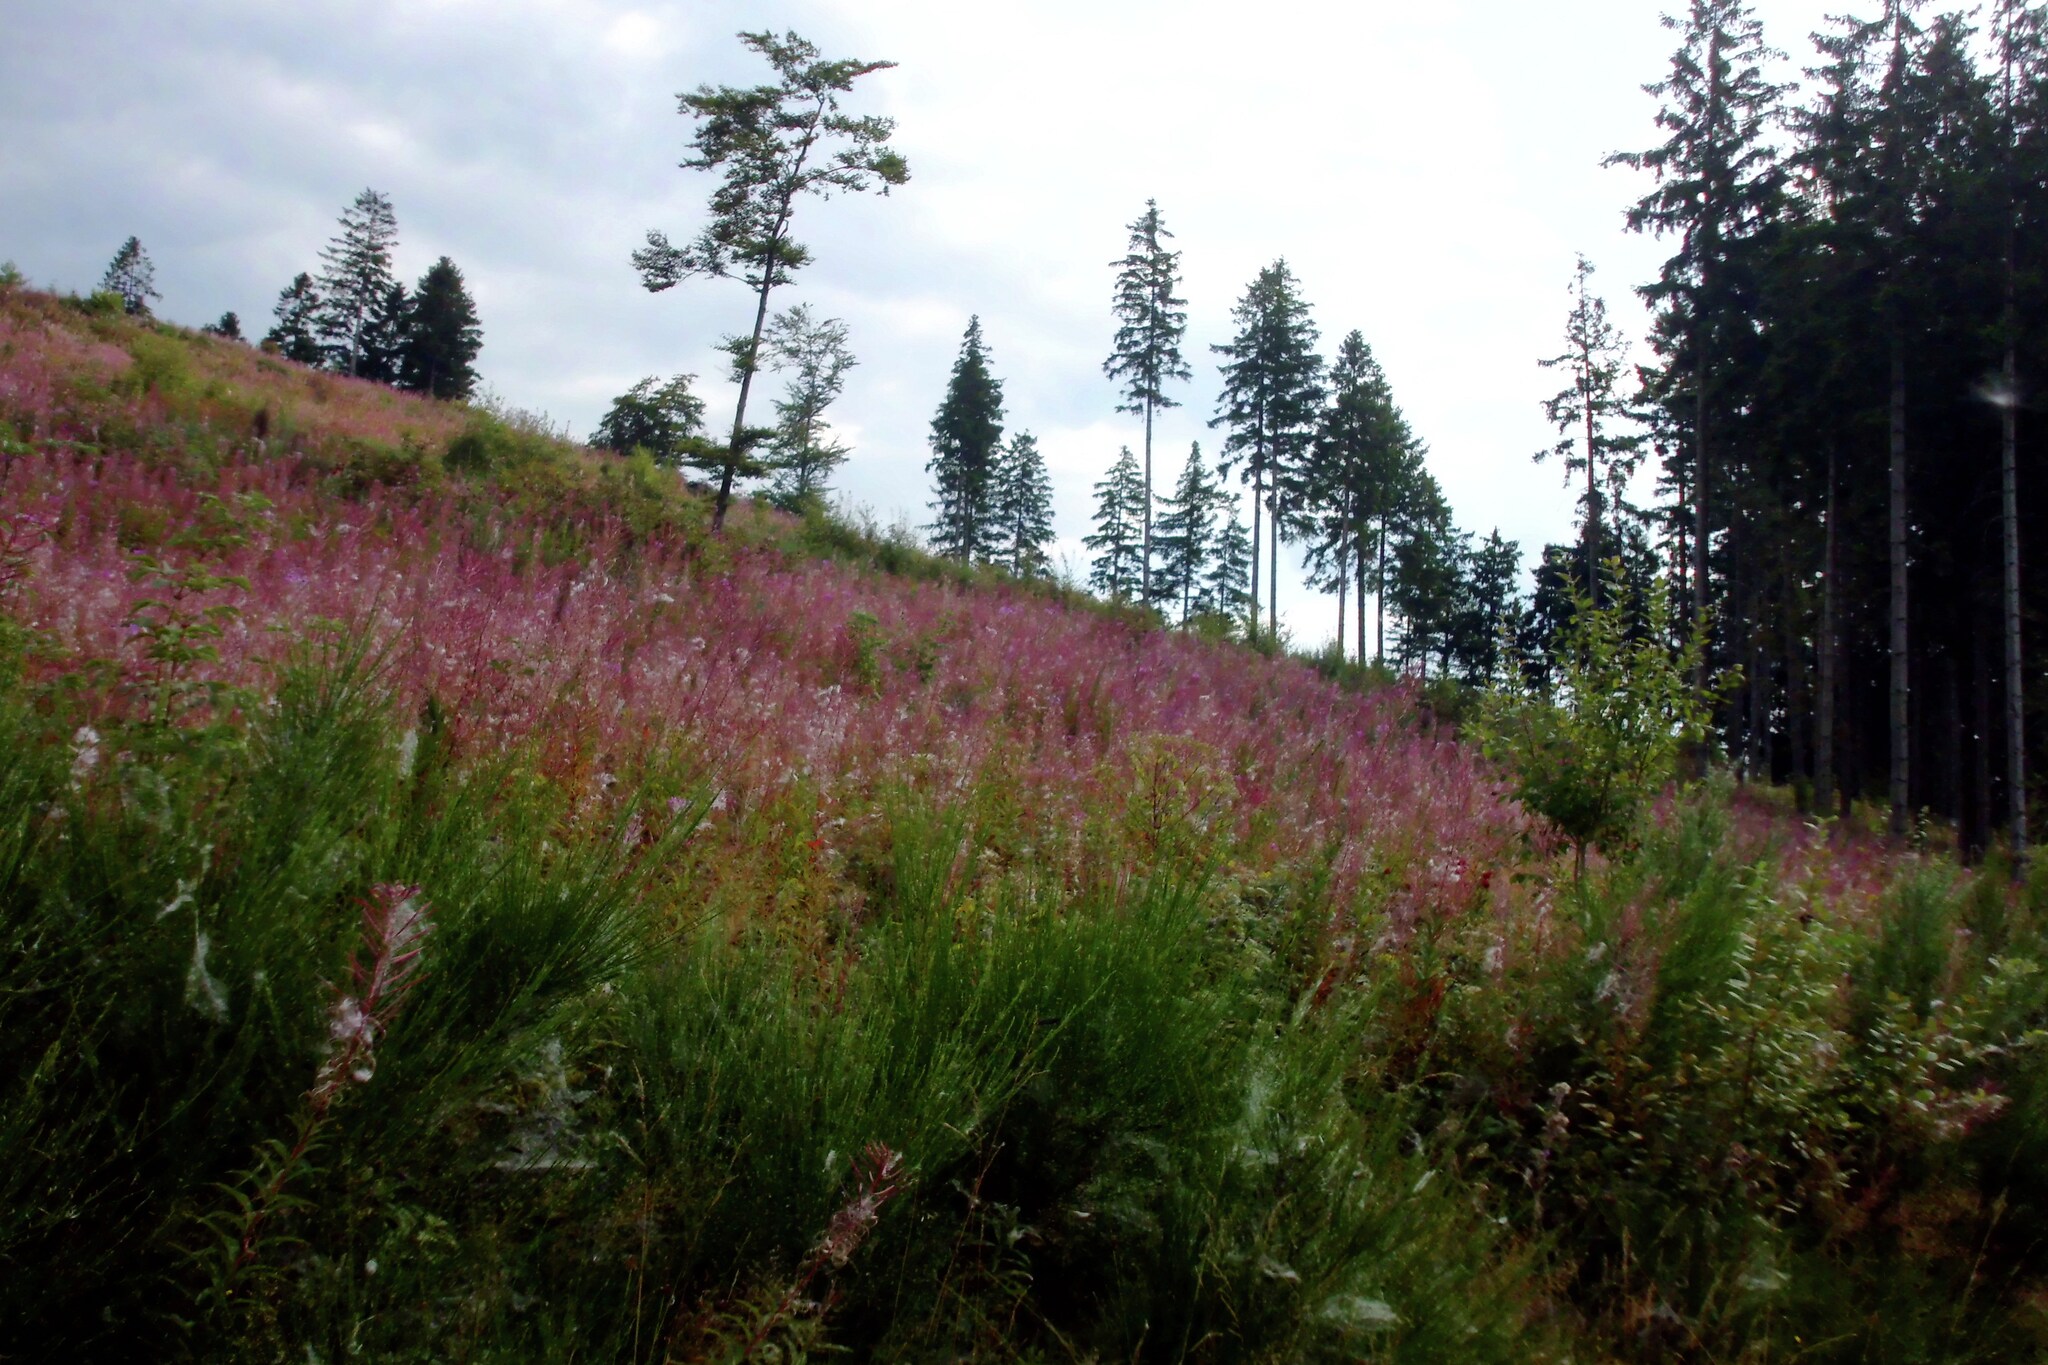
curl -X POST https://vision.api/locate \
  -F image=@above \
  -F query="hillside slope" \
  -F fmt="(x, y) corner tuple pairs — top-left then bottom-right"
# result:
(3, 286), (2045, 1362)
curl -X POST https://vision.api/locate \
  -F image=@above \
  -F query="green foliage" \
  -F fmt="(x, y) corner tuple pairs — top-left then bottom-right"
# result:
(925, 315), (1006, 562)
(1085, 445), (1147, 601)
(589, 373), (706, 469)
(445, 410), (556, 473)
(1478, 567), (1714, 872)
(0, 261), (23, 291)
(100, 235), (160, 316)
(117, 330), (195, 398)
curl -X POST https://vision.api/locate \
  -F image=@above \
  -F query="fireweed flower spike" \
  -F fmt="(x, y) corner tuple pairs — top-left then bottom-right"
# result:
(228, 884), (430, 1278)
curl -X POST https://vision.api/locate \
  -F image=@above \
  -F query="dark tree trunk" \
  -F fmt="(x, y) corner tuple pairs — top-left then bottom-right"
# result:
(1889, 332), (1910, 837)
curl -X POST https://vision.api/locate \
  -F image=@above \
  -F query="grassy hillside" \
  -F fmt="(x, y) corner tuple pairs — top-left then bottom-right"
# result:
(3, 284), (2046, 1362)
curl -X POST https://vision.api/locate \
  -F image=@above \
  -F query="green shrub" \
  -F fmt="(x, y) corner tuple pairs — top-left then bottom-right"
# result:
(1477, 567), (1714, 874)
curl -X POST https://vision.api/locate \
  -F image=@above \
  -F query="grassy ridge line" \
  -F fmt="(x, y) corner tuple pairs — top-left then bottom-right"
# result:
(4, 282), (2048, 1360)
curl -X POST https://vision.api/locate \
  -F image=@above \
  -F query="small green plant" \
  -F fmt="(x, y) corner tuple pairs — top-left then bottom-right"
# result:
(1476, 566), (1716, 876)
(0, 261), (23, 291)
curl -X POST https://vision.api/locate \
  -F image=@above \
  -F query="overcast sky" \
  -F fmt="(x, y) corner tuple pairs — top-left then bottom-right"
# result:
(1, 0), (1843, 646)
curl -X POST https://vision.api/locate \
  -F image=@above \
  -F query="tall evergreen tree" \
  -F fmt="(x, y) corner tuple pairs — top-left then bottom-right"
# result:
(925, 316), (1006, 563)
(762, 303), (855, 509)
(1609, 0), (1787, 661)
(357, 281), (412, 386)
(265, 273), (324, 366)
(315, 189), (401, 377)
(1454, 529), (1526, 684)
(1299, 330), (1421, 664)
(99, 237), (159, 317)
(1153, 441), (1221, 625)
(1536, 255), (1645, 605)
(1104, 200), (1191, 602)
(633, 30), (907, 530)
(1211, 260), (1324, 642)
(1203, 501), (1254, 627)
(402, 257), (483, 400)
(1085, 447), (1147, 602)
(991, 431), (1056, 578)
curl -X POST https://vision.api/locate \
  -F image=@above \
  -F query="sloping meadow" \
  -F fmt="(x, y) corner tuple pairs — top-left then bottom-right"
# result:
(4, 290), (2047, 1361)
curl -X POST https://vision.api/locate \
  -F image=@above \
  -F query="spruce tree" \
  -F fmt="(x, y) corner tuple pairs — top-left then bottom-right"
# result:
(315, 189), (401, 377)
(402, 257), (483, 400)
(1455, 529), (1525, 684)
(762, 303), (856, 509)
(1153, 441), (1220, 625)
(1203, 502), (1254, 628)
(1084, 447), (1147, 601)
(203, 312), (243, 341)
(925, 316), (1006, 562)
(358, 281), (412, 385)
(991, 431), (1055, 578)
(1299, 330), (1419, 664)
(1535, 255), (1644, 605)
(1211, 260), (1323, 642)
(1103, 200), (1190, 601)
(633, 30), (906, 530)
(100, 237), (160, 316)
(1608, 0), (1786, 655)
(265, 273), (324, 365)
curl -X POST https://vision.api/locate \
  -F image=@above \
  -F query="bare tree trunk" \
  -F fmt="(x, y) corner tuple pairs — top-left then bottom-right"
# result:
(1889, 332), (1910, 838)
(2005, 197), (2027, 864)
(1817, 443), (1839, 813)
(1141, 399), (1153, 603)
(717, 269), (778, 532)
(1356, 542), (1368, 669)
(1336, 542), (1348, 660)
(1249, 465), (1263, 642)
(1268, 488), (1280, 645)
(1375, 521), (1388, 665)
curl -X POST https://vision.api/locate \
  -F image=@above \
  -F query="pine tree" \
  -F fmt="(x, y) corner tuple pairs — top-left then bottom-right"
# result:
(591, 376), (708, 469)
(762, 303), (855, 510)
(265, 273), (324, 365)
(100, 237), (160, 316)
(315, 189), (401, 377)
(1104, 200), (1190, 602)
(633, 30), (906, 530)
(1211, 260), (1324, 643)
(1085, 447), (1147, 601)
(203, 312), (243, 341)
(1203, 501), (1254, 628)
(1536, 255), (1644, 605)
(1153, 442), (1220, 625)
(990, 431), (1055, 578)
(925, 316), (1006, 562)
(401, 257), (483, 400)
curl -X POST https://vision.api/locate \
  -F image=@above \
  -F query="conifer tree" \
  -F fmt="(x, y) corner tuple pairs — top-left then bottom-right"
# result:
(1299, 330), (1419, 664)
(1153, 442), (1221, 625)
(634, 30), (906, 530)
(1204, 501), (1254, 627)
(1211, 260), (1323, 642)
(1608, 0), (1786, 656)
(1455, 529), (1525, 684)
(315, 189), (401, 378)
(925, 316), (1006, 562)
(1085, 447), (1147, 601)
(203, 312), (243, 341)
(402, 257), (483, 400)
(100, 237), (159, 316)
(265, 273), (324, 365)
(991, 431), (1055, 578)
(762, 303), (855, 509)
(1536, 255), (1644, 605)
(1104, 200), (1190, 602)
(358, 281), (412, 385)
